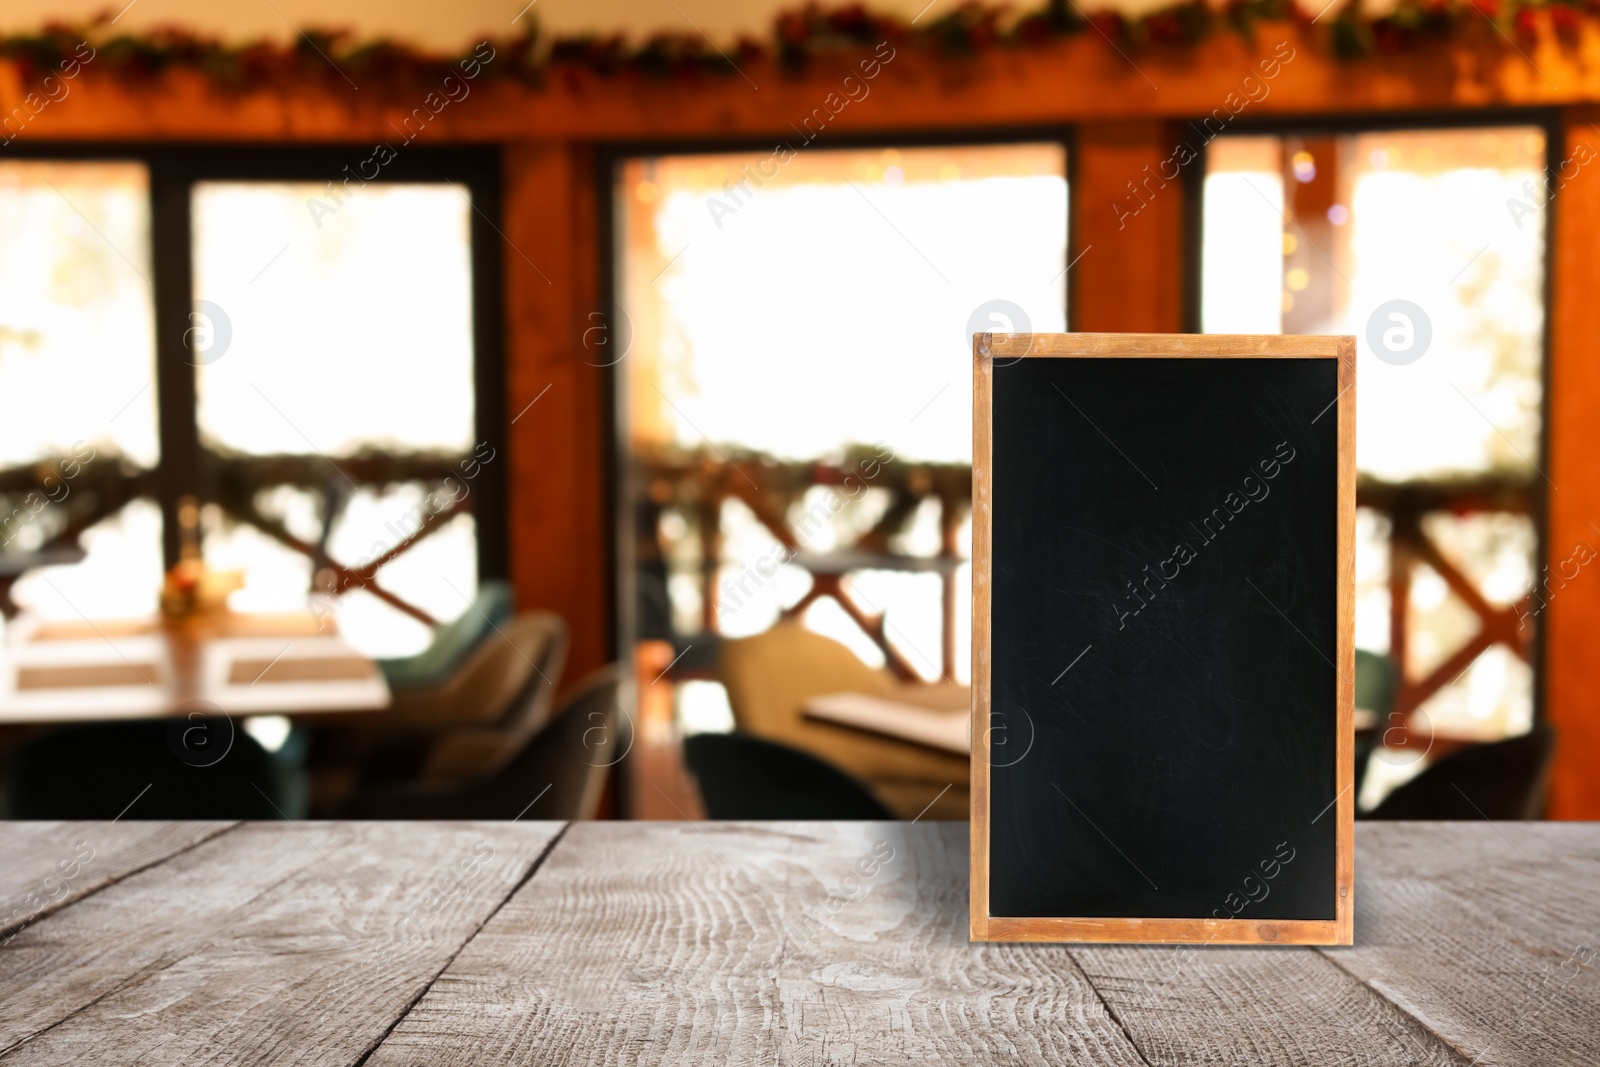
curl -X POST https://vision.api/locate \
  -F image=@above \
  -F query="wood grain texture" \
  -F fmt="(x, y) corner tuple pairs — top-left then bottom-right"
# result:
(970, 346), (993, 941)
(0, 820), (234, 944)
(0, 821), (564, 1066)
(0, 822), (1595, 1064)
(1071, 940), (1470, 1066)
(0, 822), (319, 1054)
(1334, 335), (1357, 945)
(1325, 822), (1600, 1067)
(362, 822), (1152, 1067)
(986, 916), (1339, 945)
(970, 334), (1355, 944)
(987, 333), (1346, 358)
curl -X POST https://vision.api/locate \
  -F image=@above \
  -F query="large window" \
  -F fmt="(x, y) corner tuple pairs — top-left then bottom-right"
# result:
(616, 141), (1066, 721)
(0, 149), (504, 656)
(0, 162), (161, 619)
(1200, 123), (1547, 797)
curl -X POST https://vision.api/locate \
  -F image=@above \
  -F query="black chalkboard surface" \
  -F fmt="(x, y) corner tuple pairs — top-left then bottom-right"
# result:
(970, 333), (1354, 946)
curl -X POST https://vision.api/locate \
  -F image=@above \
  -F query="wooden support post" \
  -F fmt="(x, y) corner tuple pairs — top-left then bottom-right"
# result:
(501, 142), (611, 683)
(1544, 110), (1600, 819)
(1071, 120), (1187, 334)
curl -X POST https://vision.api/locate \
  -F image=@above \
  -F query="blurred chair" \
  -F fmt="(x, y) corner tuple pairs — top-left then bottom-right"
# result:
(7, 719), (287, 820)
(344, 664), (629, 820)
(718, 622), (967, 819)
(1355, 649), (1399, 721)
(1365, 726), (1556, 820)
(1353, 648), (1399, 800)
(375, 579), (515, 690)
(684, 732), (893, 820)
(406, 612), (568, 782)
(310, 611), (566, 809)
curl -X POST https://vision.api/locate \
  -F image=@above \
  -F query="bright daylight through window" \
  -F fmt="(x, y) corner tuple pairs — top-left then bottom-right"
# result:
(0, 168), (486, 658)
(0, 162), (160, 621)
(618, 143), (1066, 728)
(192, 181), (479, 656)
(1202, 126), (1547, 805)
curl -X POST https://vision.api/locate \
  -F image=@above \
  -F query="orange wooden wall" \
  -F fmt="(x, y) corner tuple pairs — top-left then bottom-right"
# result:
(10, 26), (1600, 814)
(1546, 109), (1600, 819)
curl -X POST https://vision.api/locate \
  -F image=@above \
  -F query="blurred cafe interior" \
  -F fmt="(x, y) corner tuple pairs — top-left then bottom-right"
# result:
(0, 0), (1597, 822)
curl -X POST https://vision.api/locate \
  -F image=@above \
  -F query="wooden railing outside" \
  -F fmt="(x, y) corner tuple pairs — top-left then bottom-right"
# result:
(639, 447), (1538, 730)
(0, 449), (476, 627)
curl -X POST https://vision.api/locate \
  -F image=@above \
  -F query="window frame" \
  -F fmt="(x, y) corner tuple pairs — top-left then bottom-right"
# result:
(598, 127), (1076, 663)
(1183, 107), (1560, 727)
(0, 142), (508, 589)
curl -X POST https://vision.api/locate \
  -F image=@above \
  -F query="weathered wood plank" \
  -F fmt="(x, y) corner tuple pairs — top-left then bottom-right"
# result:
(0, 821), (320, 1055)
(1352, 823), (1600, 963)
(975, 813), (1467, 1065)
(0, 821), (1594, 1066)
(0, 821), (565, 1066)
(1322, 822), (1600, 1067)
(0, 820), (235, 944)
(362, 822), (1151, 1067)
(1070, 942), (1468, 1066)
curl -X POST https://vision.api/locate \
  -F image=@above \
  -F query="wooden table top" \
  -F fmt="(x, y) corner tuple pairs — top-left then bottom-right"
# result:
(803, 690), (971, 753)
(1, 821), (1594, 1065)
(0, 612), (389, 722)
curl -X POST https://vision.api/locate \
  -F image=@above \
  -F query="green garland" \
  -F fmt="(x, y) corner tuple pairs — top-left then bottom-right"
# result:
(0, 0), (1591, 92)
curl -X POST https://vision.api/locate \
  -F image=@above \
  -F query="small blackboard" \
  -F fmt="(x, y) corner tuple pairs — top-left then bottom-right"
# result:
(970, 333), (1354, 945)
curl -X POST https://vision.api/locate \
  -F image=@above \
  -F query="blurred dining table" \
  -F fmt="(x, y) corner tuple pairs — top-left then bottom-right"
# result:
(0, 610), (390, 723)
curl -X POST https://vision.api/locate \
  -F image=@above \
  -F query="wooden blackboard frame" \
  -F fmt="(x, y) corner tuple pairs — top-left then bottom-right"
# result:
(970, 332), (1355, 946)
